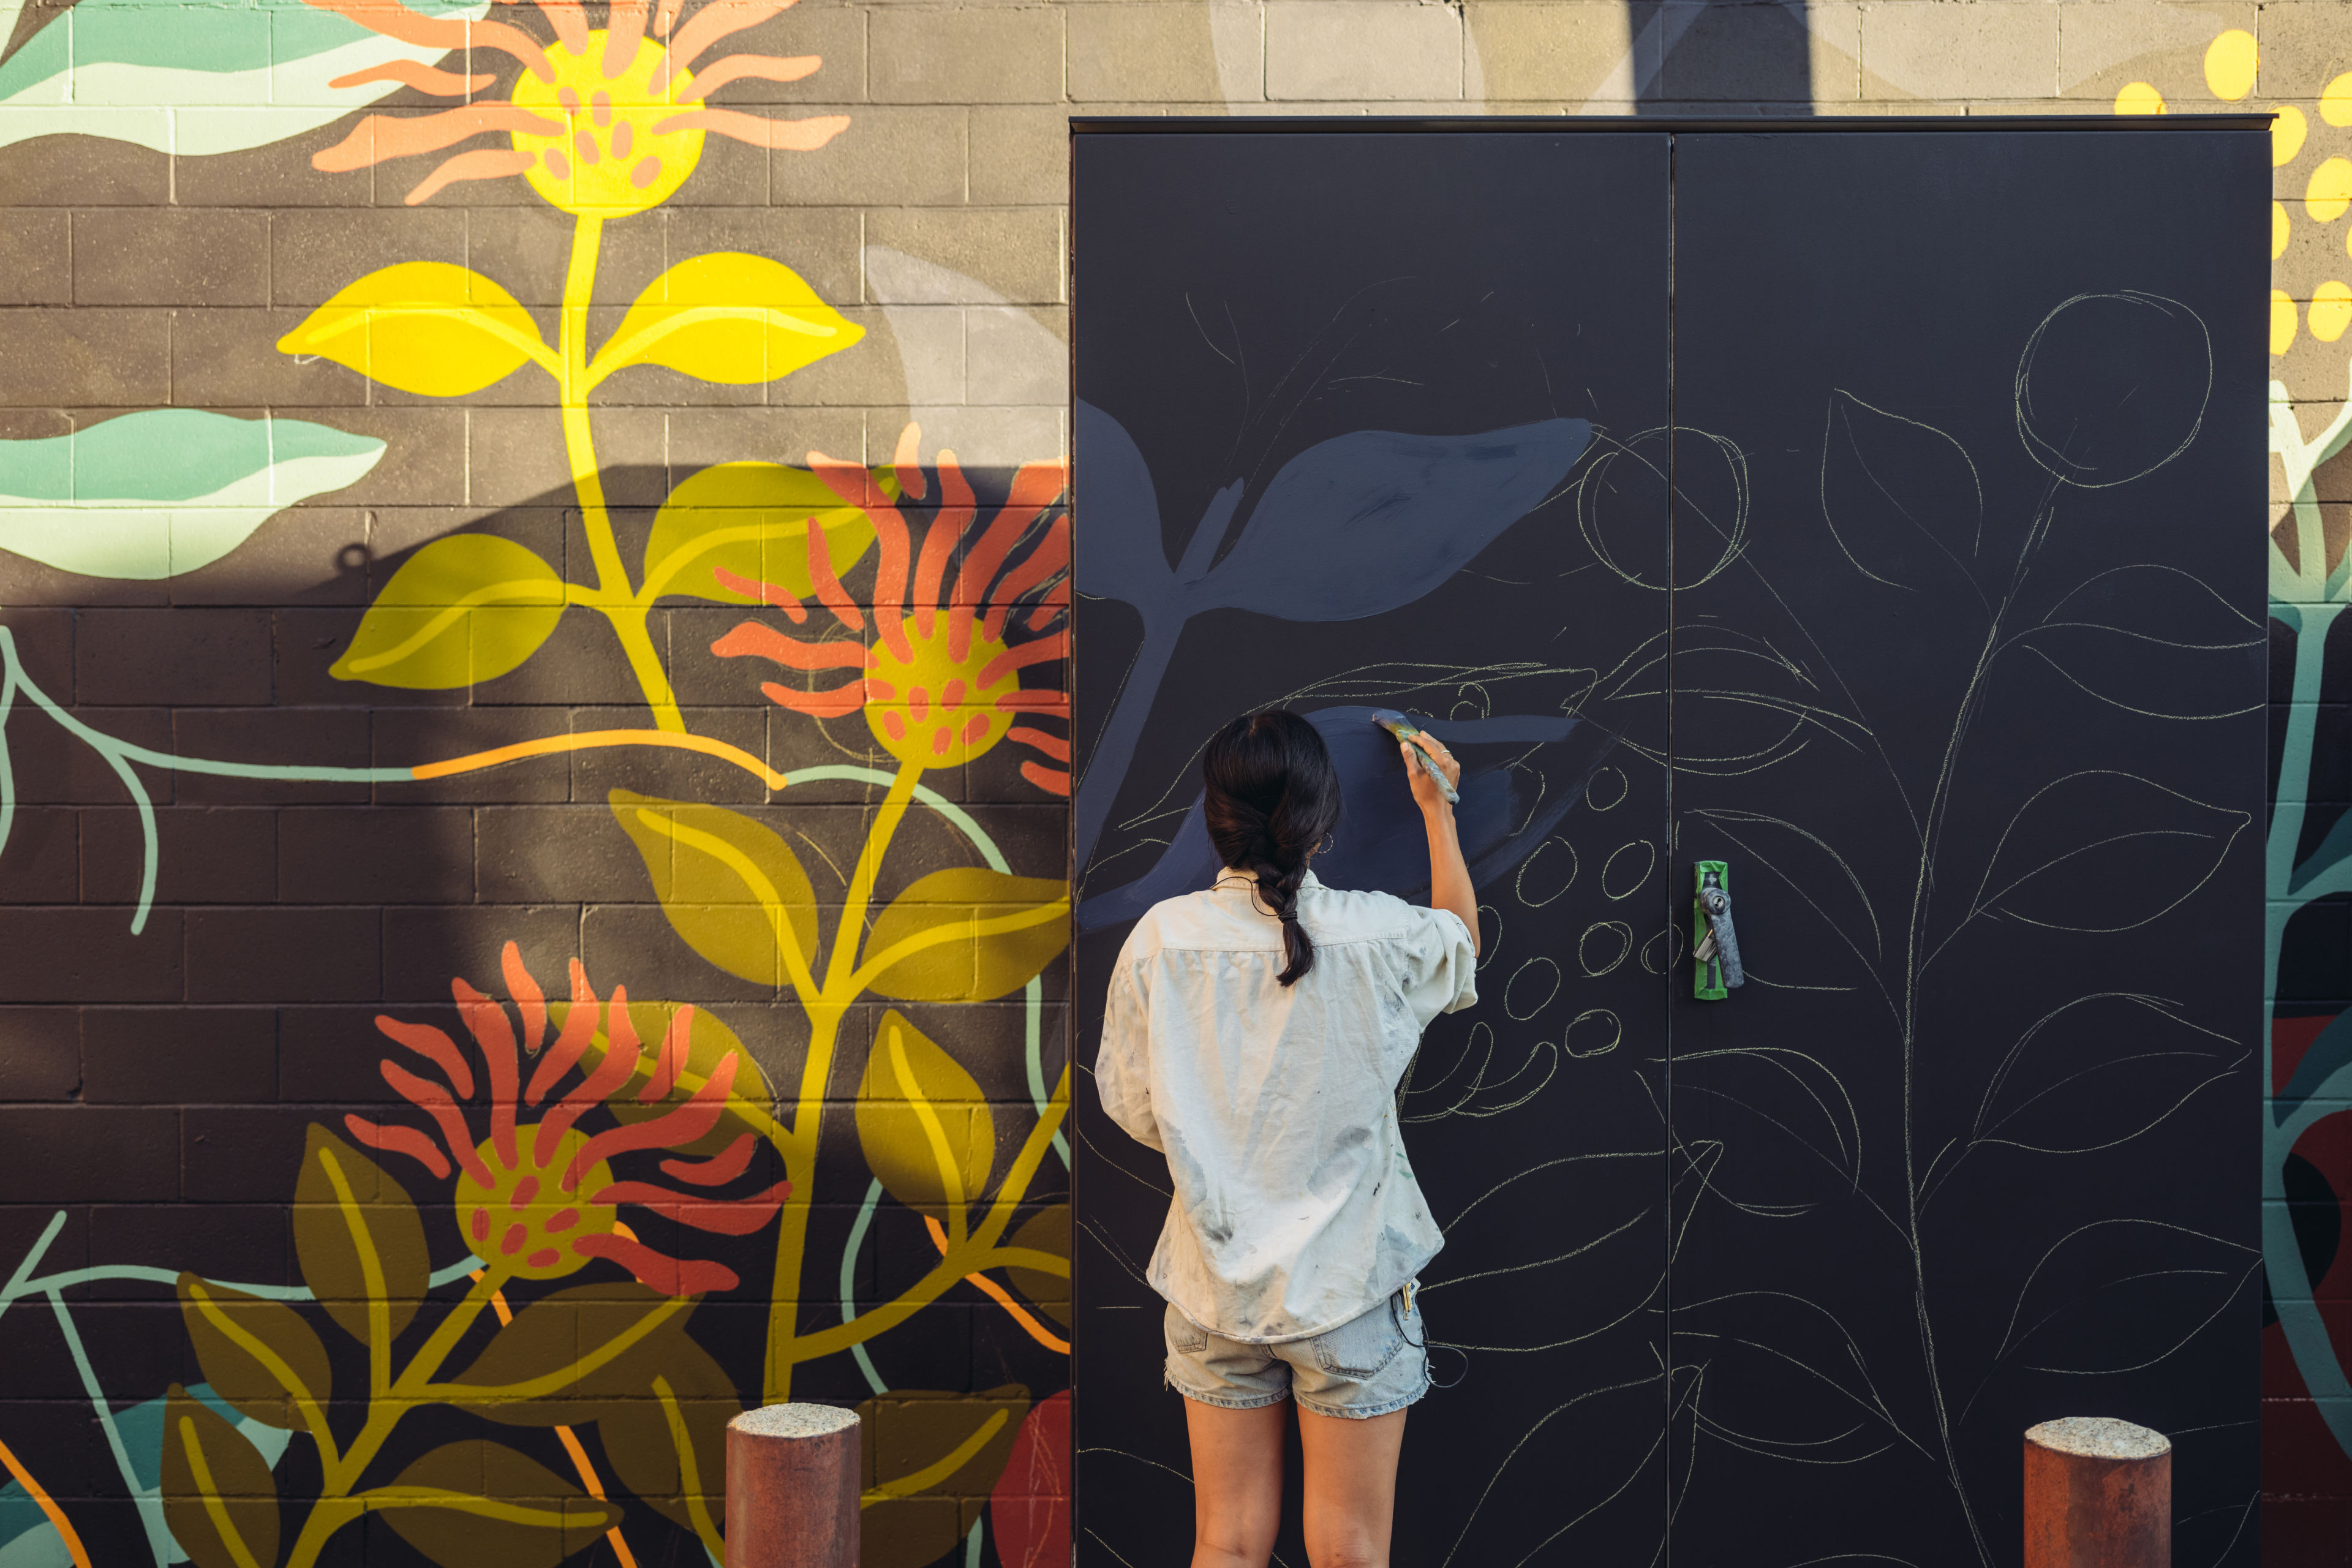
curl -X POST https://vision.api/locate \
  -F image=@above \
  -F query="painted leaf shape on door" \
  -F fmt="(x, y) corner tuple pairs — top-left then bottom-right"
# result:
(331, 534), (567, 689)
(989, 1389), (1071, 1568)
(1819, 388), (1988, 598)
(642, 460), (881, 603)
(292, 1123), (431, 1347)
(857, 1009), (995, 1220)
(595, 252), (864, 385)
(858, 1386), (1031, 1568)
(0, 0), (488, 156)
(608, 791), (821, 989)
(862, 867), (1069, 1001)
(178, 1275), (333, 1429)
(159, 1386), (281, 1568)
(279, 262), (550, 396)
(1970, 769), (2252, 935)
(0, 409), (385, 579)
(379, 1441), (617, 1568)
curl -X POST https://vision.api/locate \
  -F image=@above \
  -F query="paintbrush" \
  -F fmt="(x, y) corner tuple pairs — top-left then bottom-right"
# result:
(1371, 709), (1460, 805)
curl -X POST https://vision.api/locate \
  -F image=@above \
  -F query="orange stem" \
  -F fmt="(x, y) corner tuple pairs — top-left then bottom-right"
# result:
(0, 1435), (92, 1568)
(922, 1215), (1069, 1355)
(476, 1275), (640, 1568)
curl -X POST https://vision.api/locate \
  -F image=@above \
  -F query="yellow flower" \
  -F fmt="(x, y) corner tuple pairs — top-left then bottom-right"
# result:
(306, 0), (846, 213)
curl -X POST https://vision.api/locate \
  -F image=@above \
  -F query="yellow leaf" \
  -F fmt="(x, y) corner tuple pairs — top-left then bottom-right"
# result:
(277, 262), (552, 396)
(160, 1388), (281, 1568)
(862, 868), (1069, 1002)
(178, 1275), (333, 1429)
(291, 1124), (428, 1349)
(592, 251), (863, 387)
(1003, 1205), (1070, 1329)
(641, 461), (878, 603)
(856, 1385), (1029, 1568)
(331, 534), (567, 690)
(380, 1441), (616, 1568)
(608, 790), (821, 990)
(856, 1009), (994, 1221)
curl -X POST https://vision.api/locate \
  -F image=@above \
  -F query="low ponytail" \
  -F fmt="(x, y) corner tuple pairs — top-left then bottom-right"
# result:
(1202, 710), (1343, 986)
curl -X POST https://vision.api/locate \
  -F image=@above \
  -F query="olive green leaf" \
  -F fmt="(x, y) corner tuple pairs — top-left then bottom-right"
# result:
(1003, 1206), (1071, 1330)
(861, 869), (1070, 1002)
(595, 1327), (737, 1549)
(641, 461), (880, 605)
(292, 1123), (429, 1348)
(178, 1275), (333, 1430)
(602, 998), (773, 1156)
(858, 1386), (1030, 1568)
(609, 791), (821, 990)
(856, 1009), (995, 1222)
(160, 1385), (281, 1568)
(372, 1441), (616, 1568)
(331, 534), (568, 690)
(443, 1283), (695, 1427)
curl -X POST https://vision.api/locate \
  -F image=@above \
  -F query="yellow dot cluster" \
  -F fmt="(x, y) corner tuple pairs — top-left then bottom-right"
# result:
(2119, 29), (2352, 355)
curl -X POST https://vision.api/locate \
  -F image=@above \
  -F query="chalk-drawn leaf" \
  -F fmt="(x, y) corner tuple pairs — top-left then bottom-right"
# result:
(281, 262), (549, 397)
(642, 461), (880, 603)
(858, 1009), (995, 1220)
(1673, 1046), (1864, 1206)
(594, 1328), (737, 1539)
(1440, 1372), (1662, 1561)
(859, 1386), (1030, 1568)
(1973, 993), (2243, 1156)
(1671, 1292), (1899, 1466)
(0, 0), (488, 157)
(1684, 807), (1882, 976)
(1202, 420), (1593, 619)
(2022, 564), (2266, 720)
(1004, 1205), (1070, 1328)
(0, 410), (385, 579)
(1427, 1149), (1657, 1340)
(1973, 770), (2250, 933)
(292, 1123), (429, 1347)
(331, 534), (566, 689)
(178, 1276), (332, 1430)
(1819, 389), (1986, 596)
(159, 1386), (280, 1568)
(445, 1283), (695, 1425)
(989, 1389), (1071, 1568)
(1997, 1218), (2255, 1376)
(378, 1441), (616, 1568)
(864, 868), (1069, 1001)
(597, 253), (862, 385)
(608, 791), (818, 989)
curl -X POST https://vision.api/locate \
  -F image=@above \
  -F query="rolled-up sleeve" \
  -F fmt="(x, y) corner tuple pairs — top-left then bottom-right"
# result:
(1094, 954), (1164, 1152)
(1395, 906), (1479, 1031)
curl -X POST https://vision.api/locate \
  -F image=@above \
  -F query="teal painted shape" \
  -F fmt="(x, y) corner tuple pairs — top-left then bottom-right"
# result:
(0, 1519), (71, 1568)
(0, 410), (385, 580)
(112, 1384), (290, 1565)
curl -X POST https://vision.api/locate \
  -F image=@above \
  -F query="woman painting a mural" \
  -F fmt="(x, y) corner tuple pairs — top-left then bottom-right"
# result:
(1096, 709), (1481, 1567)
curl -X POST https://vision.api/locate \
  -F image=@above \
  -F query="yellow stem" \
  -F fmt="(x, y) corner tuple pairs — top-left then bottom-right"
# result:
(764, 759), (927, 1401)
(557, 209), (685, 733)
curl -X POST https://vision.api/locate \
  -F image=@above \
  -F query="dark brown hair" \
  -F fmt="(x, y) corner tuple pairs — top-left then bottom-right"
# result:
(1202, 710), (1343, 986)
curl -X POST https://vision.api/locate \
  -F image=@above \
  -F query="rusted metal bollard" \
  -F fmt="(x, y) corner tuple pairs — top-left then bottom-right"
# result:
(2023, 1417), (2171, 1568)
(726, 1404), (861, 1568)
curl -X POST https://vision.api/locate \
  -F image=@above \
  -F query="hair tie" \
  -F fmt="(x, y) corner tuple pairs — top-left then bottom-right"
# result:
(1278, 908), (1299, 922)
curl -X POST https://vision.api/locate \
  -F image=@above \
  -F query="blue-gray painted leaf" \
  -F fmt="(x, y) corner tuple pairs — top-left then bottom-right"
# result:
(1072, 399), (1175, 607)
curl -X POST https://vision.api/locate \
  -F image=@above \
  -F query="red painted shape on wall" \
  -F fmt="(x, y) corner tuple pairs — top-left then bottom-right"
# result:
(989, 1389), (1070, 1568)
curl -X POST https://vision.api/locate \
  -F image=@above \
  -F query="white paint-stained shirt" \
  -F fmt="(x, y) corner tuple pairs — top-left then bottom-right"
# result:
(1095, 870), (1479, 1343)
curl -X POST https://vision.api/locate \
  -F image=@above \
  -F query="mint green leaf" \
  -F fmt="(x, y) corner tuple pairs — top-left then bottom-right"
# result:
(0, 410), (386, 580)
(0, 0), (488, 157)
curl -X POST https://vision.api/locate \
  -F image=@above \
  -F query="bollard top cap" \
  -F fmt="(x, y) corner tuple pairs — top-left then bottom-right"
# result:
(731, 1403), (861, 1439)
(2024, 1417), (2170, 1460)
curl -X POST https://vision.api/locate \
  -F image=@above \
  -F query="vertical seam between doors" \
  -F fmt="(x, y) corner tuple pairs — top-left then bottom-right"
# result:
(1662, 127), (1678, 1568)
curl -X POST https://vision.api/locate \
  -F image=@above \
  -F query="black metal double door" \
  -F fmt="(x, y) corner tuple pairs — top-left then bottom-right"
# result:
(1069, 124), (2264, 1567)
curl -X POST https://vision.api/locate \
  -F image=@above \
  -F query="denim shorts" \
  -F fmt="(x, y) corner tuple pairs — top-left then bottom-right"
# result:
(1163, 1285), (1429, 1420)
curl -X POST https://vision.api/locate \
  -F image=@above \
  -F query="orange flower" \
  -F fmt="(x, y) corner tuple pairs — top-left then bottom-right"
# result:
(347, 941), (788, 1295)
(710, 426), (1072, 793)
(306, 0), (848, 211)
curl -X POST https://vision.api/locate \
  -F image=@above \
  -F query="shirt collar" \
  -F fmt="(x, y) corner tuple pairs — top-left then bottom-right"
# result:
(1213, 869), (1324, 892)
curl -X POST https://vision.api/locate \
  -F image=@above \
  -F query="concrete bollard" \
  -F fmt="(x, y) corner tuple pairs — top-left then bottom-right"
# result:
(2023, 1417), (2171, 1568)
(726, 1404), (861, 1568)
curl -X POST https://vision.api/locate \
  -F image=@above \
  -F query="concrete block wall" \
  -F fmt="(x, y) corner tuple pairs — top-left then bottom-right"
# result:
(0, 0), (2340, 1563)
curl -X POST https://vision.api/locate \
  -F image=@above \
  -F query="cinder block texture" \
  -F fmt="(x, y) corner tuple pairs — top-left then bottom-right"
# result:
(1267, 1), (1464, 100)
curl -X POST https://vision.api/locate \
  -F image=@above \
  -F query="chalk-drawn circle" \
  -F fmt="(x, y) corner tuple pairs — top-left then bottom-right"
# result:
(1602, 840), (1656, 902)
(1580, 921), (1634, 976)
(1640, 923), (1687, 975)
(1476, 904), (1501, 970)
(1515, 838), (1578, 907)
(1586, 766), (1628, 812)
(1577, 429), (1750, 590)
(2016, 292), (2212, 489)
(1506, 957), (1561, 1021)
(1564, 1009), (1621, 1058)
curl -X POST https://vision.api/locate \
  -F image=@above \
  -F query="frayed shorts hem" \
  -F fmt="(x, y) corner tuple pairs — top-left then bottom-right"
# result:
(1166, 1378), (1292, 1411)
(1292, 1381), (1427, 1421)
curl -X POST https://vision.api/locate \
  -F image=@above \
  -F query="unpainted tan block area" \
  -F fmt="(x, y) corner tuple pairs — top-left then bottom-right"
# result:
(1860, 1), (2062, 103)
(1266, 1), (1463, 100)
(870, 6), (1066, 103)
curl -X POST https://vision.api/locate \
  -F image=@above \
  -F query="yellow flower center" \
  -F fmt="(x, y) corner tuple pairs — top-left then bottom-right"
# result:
(456, 1125), (617, 1280)
(511, 29), (703, 218)
(866, 620), (1020, 772)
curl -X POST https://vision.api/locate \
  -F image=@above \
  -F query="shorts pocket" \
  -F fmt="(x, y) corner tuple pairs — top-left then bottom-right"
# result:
(1311, 1297), (1406, 1380)
(1165, 1305), (1211, 1355)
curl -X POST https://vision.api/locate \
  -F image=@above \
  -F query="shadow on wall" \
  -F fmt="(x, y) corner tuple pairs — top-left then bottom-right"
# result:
(1632, 0), (1815, 115)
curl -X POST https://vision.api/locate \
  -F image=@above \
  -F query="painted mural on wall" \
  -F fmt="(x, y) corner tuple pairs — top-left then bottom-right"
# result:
(2117, 26), (2352, 1548)
(0, 0), (1073, 1562)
